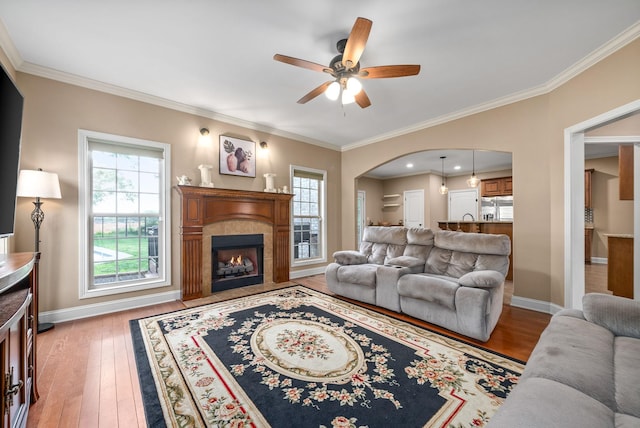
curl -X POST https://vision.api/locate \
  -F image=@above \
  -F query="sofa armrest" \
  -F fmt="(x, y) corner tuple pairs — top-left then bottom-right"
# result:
(386, 256), (425, 273)
(333, 250), (368, 265)
(458, 270), (505, 289)
(375, 265), (413, 312)
(583, 293), (640, 338)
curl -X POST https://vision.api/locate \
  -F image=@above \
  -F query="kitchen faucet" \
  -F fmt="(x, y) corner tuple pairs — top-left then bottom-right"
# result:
(462, 213), (475, 221)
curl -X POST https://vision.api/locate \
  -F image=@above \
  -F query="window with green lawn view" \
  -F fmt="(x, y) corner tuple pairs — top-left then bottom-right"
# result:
(291, 166), (326, 265)
(78, 130), (171, 297)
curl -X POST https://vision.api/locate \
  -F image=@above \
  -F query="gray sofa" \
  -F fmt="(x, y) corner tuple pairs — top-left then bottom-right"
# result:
(325, 226), (511, 341)
(488, 293), (640, 427)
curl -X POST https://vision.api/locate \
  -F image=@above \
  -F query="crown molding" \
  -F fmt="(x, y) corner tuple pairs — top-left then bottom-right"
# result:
(0, 19), (23, 70)
(18, 61), (339, 151)
(341, 21), (640, 152)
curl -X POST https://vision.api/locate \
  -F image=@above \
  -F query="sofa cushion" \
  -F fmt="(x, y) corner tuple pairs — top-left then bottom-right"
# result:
(583, 293), (640, 339)
(488, 378), (615, 428)
(614, 336), (640, 418)
(458, 270), (504, 288)
(435, 229), (511, 256)
(397, 274), (458, 310)
(423, 248), (477, 278)
(522, 314), (616, 410)
(403, 228), (434, 260)
(335, 264), (378, 287)
(333, 250), (368, 265)
(475, 254), (510, 277)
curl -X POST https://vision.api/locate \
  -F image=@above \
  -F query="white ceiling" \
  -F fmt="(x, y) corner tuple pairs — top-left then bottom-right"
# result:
(1, 1), (639, 170)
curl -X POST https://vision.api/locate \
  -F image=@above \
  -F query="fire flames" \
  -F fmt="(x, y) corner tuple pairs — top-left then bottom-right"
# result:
(228, 255), (243, 266)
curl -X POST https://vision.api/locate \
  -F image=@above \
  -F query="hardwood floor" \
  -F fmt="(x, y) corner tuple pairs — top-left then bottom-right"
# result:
(28, 275), (551, 428)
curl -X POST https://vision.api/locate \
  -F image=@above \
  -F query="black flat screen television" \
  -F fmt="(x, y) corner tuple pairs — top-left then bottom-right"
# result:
(0, 64), (24, 239)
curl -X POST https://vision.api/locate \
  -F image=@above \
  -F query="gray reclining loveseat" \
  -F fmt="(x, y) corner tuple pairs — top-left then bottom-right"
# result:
(325, 226), (511, 341)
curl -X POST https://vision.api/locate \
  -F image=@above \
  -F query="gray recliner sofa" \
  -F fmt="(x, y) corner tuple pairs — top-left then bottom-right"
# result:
(488, 293), (640, 427)
(325, 226), (511, 341)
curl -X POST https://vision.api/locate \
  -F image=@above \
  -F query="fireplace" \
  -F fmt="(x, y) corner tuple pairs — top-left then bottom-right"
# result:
(177, 186), (292, 300)
(212, 234), (264, 292)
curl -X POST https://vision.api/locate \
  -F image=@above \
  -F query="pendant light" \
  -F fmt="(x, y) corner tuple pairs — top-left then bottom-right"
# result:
(467, 150), (480, 188)
(439, 156), (448, 195)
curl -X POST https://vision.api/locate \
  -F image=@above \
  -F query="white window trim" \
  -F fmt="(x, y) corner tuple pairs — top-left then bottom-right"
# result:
(78, 129), (172, 299)
(290, 164), (327, 267)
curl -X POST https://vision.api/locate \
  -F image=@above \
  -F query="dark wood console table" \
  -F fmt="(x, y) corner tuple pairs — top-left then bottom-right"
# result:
(0, 252), (39, 428)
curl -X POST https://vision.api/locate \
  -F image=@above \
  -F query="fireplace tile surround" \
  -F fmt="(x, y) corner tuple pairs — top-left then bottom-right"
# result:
(177, 186), (293, 300)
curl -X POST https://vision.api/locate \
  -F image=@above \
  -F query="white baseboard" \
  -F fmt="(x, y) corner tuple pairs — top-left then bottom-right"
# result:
(38, 266), (328, 324)
(39, 289), (181, 324)
(591, 257), (607, 264)
(510, 296), (564, 315)
(290, 266), (327, 279)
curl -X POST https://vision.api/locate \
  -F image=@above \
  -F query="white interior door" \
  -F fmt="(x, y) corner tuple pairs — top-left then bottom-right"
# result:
(448, 189), (479, 221)
(404, 190), (424, 227)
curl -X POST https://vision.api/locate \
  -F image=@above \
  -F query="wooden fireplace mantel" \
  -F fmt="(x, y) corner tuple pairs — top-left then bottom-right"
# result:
(176, 185), (293, 300)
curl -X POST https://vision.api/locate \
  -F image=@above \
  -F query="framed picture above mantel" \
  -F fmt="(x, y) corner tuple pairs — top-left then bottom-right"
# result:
(219, 135), (256, 177)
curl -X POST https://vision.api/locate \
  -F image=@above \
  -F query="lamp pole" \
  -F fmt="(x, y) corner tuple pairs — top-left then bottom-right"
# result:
(30, 196), (45, 253)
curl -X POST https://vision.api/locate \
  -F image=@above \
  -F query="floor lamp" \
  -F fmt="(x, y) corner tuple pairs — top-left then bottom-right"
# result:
(16, 168), (62, 333)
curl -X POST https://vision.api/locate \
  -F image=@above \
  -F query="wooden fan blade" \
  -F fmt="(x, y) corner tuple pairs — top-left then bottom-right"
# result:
(355, 89), (371, 109)
(342, 17), (372, 69)
(359, 65), (421, 79)
(297, 81), (333, 104)
(273, 54), (332, 74)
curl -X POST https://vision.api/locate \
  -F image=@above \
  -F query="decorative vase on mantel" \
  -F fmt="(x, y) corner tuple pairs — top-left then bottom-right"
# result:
(264, 173), (276, 193)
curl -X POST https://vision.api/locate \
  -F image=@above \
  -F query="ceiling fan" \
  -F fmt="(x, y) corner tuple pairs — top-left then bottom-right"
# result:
(273, 17), (420, 108)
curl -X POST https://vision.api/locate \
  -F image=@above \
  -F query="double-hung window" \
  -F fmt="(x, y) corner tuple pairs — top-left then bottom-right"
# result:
(291, 166), (326, 266)
(78, 130), (171, 298)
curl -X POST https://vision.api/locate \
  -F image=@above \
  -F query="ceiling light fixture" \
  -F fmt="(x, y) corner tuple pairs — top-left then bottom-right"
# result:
(325, 77), (362, 105)
(467, 150), (480, 188)
(439, 156), (448, 195)
(406, 163), (414, 168)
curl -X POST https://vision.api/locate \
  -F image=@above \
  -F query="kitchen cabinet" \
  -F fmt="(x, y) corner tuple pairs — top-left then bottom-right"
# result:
(585, 228), (593, 263)
(606, 235), (633, 298)
(0, 253), (38, 428)
(585, 169), (594, 209)
(481, 177), (512, 197)
(619, 145), (633, 200)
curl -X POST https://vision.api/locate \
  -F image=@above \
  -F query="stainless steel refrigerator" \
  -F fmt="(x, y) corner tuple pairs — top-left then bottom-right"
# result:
(481, 196), (514, 221)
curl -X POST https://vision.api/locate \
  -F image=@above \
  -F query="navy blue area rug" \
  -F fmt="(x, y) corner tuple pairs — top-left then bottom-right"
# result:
(130, 286), (523, 427)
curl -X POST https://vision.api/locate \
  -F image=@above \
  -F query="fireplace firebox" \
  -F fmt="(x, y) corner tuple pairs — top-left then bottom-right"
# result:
(211, 234), (264, 292)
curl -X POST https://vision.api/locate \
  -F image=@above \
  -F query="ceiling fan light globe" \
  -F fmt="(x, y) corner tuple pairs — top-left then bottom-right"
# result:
(345, 77), (362, 96)
(341, 91), (355, 105)
(325, 81), (340, 100)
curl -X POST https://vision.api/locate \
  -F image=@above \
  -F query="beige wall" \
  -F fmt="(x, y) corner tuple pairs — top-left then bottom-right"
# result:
(341, 38), (640, 306)
(13, 73), (341, 313)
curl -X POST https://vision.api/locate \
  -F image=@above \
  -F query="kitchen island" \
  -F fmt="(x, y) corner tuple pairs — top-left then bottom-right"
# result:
(438, 221), (513, 280)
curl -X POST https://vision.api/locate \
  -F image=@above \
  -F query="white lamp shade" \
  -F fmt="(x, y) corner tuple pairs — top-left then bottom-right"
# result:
(325, 81), (340, 101)
(16, 169), (62, 199)
(341, 90), (355, 105)
(345, 77), (362, 96)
